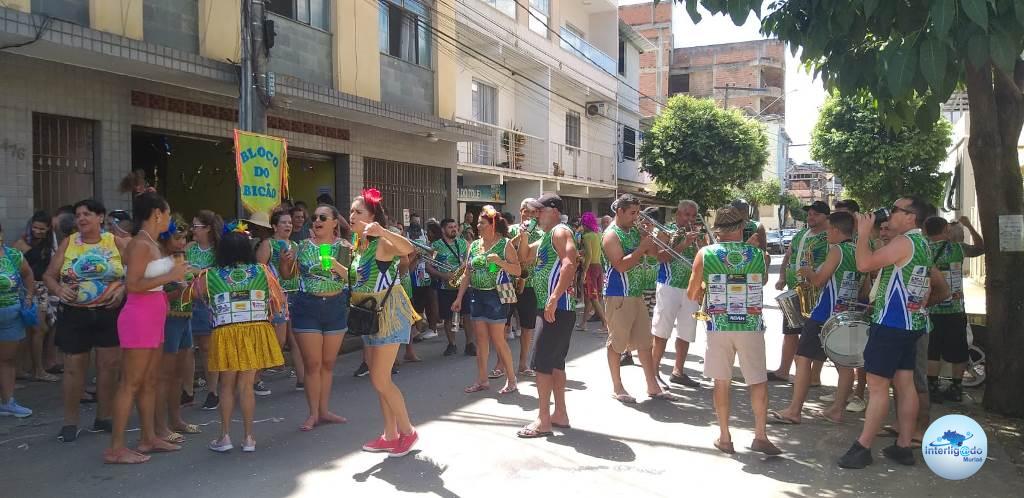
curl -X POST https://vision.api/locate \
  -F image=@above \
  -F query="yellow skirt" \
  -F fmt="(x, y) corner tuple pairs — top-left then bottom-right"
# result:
(208, 322), (284, 372)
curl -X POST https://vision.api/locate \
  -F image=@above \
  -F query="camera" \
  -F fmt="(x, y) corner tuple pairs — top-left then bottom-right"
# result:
(873, 207), (890, 225)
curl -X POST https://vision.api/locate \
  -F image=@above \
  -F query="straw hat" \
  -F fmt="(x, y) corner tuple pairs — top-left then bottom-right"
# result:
(243, 211), (272, 229)
(712, 206), (746, 231)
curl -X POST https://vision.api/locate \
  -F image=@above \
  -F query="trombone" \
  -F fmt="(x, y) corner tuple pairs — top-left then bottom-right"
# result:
(636, 211), (694, 268)
(408, 238), (464, 287)
(691, 213), (716, 321)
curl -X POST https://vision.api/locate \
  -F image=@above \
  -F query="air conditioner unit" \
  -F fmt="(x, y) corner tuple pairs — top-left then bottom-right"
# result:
(586, 102), (609, 118)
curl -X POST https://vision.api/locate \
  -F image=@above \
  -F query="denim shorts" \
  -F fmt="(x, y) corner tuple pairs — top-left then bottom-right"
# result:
(470, 289), (508, 324)
(164, 316), (193, 354)
(190, 300), (214, 336)
(292, 291), (349, 335)
(0, 304), (26, 342)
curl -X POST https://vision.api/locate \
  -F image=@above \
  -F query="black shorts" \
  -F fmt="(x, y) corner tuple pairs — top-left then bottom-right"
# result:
(927, 313), (968, 363)
(507, 286), (539, 330)
(412, 286), (434, 315)
(55, 305), (120, 354)
(783, 324), (802, 335)
(863, 324), (924, 379)
(532, 310), (575, 374)
(796, 318), (827, 362)
(437, 289), (470, 321)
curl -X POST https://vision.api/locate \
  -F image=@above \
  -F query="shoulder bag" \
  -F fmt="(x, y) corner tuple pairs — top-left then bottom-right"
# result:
(347, 257), (399, 337)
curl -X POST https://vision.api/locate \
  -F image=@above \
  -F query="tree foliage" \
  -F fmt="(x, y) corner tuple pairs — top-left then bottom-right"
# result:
(779, 192), (807, 223)
(734, 177), (782, 208)
(811, 93), (952, 209)
(680, 0), (1024, 416)
(640, 95), (768, 210)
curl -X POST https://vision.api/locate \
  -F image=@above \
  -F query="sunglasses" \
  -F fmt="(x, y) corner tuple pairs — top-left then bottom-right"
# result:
(890, 205), (916, 216)
(316, 214), (334, 222)
(191, 224), (208, 230)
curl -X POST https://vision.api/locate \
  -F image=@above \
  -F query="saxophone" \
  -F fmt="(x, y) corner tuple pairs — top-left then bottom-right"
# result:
(448, 265), (466, 289)
(796, 246), (819, 318)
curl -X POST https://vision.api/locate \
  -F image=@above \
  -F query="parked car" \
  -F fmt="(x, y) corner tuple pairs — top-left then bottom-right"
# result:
(766, 231), (784, 254)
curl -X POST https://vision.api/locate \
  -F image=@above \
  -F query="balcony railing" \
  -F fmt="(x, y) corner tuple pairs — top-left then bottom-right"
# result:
(559, 27), (616, 75)
(551, 142), (615, 184)
(456, 120), (546, 174)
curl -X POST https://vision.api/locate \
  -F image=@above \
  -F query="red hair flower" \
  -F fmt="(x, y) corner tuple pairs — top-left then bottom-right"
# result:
(362, 187), (382, 205)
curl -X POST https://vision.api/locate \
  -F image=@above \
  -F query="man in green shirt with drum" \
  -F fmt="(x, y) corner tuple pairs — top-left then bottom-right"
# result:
(923, 216), (984, 403)
(687, 206), (779, 456)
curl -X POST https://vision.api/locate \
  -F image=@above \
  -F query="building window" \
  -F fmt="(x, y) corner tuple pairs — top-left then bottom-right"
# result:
(618, 39), (626, 76)
(481, 0), (516, 19)
(622, 126), (636, 161)
(471, 80), (498, 125)
(364, 158), (451, 221)
(33, 114), (95, 214)
(528, 0), (549, 37)
(267, 0), (329, 30)
(379, 0), (432, 67)
(565, 110), (581, 148)
(669, 74), (690, 95)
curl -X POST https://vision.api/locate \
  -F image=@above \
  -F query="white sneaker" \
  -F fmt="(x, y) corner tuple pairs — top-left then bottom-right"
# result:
(819, 393), (836, 402)
(208, 435), (233, 453)
(846, 396), (866, 412)
(420, 329), (438, 340)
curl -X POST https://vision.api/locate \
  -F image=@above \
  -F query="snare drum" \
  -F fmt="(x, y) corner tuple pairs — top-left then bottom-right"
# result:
(820, 311), (870, 368)
(776, 289), (804, 329)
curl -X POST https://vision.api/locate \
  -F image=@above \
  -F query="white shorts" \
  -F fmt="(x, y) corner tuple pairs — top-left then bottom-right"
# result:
(651, 283), (699, 342)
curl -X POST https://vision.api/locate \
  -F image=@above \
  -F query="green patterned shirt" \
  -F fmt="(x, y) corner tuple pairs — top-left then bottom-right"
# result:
(296, 239), (348, 295)
(531, 224), (574, 310)
(349, 238), (399, 294)
(928, 241), (966, 315)
(508, 221), (544, 288)
(468, 238), (510, 291)
(871, 230), (933, 330)
(0, 247), (25, 308)
(269, 239), (300, 292)
(603, 224), (653, 297)
(431, 238), (467, 290)
(700, 242), (767, 332)
(656, 223), (699, 289)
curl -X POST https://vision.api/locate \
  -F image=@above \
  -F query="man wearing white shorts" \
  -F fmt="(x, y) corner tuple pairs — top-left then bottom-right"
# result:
(651, 200), (705, 388)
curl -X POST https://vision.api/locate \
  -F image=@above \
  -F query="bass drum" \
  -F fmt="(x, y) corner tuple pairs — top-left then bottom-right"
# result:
(821, 311), (870, 368)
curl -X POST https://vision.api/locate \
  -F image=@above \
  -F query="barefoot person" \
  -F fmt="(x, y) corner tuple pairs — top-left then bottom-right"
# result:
(769, 211), (865, 425)
(194, 231), (286, 453)
(687, 206), (780, 456)
(45, 200), (127, 443)
(838, 196), (934, 469)
(288, 204), (351, 431)
(602, 195), (673, 404)
(455, 206), (522, 395)
(349, 189), (421, 457)
(651, 200), (705, 388)
(106, 192), (187, 463)
(516, 194), (577, 438)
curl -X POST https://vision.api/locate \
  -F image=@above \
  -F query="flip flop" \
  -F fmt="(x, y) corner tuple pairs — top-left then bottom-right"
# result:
(103, 447), (151, 464)
(648, 391), (678, 401)
(910, 438), (923, 450)
(299, 417), (318, 432)
(318, 413), (348, 424)
(813, 410), (842, 425)
(516, 427), (554, 439)
(519, 369), (536, 378)
(766, 372), (789, 382)
(714, 438), (736, 455)
(498, 385), (519, 395)
(768, 410), (800, 425)
(137, 441), (182, 454)
(487, 369), (506, 379)
(172, 423), (202, 434)
(611, 393), (637, 404)
(162, 432), (185, 444)
(464, 383), (490, 394)
(551, 422), (571, 429)
(33, 372), (60, 383)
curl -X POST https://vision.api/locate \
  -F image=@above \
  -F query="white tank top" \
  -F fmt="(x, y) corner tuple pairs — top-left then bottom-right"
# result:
(144, 256), (174, 292)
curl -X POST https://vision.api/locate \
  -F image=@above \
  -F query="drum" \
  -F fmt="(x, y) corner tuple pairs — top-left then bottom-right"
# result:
(821, 311), (871, 368)
(775, 289), (804, 329)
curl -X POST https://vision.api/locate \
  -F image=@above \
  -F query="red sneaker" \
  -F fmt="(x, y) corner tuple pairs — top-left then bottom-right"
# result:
(388, 431), (418, 458)
(362, 435), (398, 453)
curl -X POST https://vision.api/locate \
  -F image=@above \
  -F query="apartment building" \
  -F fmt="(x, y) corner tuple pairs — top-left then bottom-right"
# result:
(451, 0), (620, 220)
(0, 0), (491, 227)
(618, 1), (672, 120)
(615, 17), (658, 206)
(785, 161), (839, 205)
(669, 39), (787, 117)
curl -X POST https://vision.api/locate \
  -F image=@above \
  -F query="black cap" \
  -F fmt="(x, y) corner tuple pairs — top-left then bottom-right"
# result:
(802, 201), (831, 215)
(536, 193), (564, 212)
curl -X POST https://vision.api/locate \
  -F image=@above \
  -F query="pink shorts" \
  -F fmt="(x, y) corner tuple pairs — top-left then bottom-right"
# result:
(117, 292), (168, 349)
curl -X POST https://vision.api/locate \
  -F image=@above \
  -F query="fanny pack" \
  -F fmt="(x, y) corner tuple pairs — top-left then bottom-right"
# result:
(347, 260), (398, 337)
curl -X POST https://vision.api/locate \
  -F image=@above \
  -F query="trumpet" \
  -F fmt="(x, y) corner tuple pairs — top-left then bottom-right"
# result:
(636, 211), (694, 267)
(690, 214), (716, 321)
(408, 237), (465, 288)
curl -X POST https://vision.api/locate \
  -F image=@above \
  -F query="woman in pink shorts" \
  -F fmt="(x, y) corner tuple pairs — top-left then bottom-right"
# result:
(105, 192), (187, 464)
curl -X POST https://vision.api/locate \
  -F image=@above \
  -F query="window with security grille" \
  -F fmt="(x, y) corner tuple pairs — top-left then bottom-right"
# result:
(363, 158), (451, 221)
(32, 114), (96, 214)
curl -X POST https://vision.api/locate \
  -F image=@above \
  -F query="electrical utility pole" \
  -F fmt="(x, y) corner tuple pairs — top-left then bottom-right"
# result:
(237, 0), (273, 216)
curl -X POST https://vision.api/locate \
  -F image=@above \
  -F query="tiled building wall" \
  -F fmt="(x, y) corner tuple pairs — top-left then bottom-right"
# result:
(0, 53), (456, 230)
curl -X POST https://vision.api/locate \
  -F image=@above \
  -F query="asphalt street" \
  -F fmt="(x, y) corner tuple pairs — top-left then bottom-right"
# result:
(2, 256), (1020, 497)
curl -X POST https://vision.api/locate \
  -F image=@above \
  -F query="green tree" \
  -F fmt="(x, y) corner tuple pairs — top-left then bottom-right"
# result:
(679, 0), (1024, 416)
(734, 177), (782, 213)
(779, 192), (807, 224)
(640, 95), (768, 210)
(811, 93), (952, 209)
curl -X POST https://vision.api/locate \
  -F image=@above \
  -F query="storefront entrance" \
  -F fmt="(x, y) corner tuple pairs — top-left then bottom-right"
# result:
(132, 129), (236, 220)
